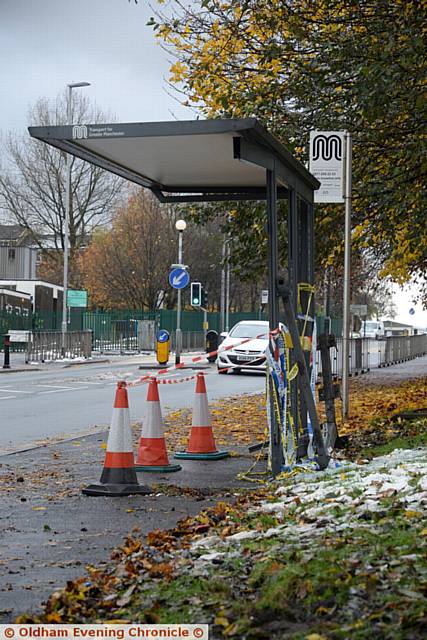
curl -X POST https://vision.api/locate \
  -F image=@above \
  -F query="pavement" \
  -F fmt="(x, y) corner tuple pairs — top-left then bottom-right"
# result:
(0, 437), (263, 622)
(0, 353), (426, 622)
(1, 349), (192, 373)
(351, 352), (427, 385)
(0, 348), (265, 622)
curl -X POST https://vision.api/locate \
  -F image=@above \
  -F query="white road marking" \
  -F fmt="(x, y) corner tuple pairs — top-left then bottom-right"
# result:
(35, 384), (74, 389)
(0, 388), (33, 394)
(39, 387), (88, 394)
(0, 395), (16, 400)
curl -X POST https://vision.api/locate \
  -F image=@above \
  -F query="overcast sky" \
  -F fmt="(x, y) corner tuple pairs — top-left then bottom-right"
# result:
(0, 0), (425, 326)
(0, 0), (193, 137)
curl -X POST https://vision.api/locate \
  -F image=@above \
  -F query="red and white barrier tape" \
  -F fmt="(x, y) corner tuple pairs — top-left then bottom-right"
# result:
(126, 328), (279, 388)
(127, 374), (152, 388)
(128, 373), (199, 388)
(158, 374), (198, 385)
(158, 329), (275, 372)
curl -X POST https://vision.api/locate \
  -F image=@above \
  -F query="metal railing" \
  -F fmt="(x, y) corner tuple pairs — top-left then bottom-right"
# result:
(92, 330), (206, 355)
(170, 331), (206, 352)
(377, 334), (427, 367)
(92, 320), (157, 353)
(316, 334), (427, 378)
(26, 331), (92, 363)
(316, 337), (371, 378)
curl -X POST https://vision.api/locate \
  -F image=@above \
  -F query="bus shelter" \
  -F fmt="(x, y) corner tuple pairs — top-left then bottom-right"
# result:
(29, 118), (322, 475)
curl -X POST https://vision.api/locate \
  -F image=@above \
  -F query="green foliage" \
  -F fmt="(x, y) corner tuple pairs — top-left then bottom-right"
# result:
(155, 0), (427, 302)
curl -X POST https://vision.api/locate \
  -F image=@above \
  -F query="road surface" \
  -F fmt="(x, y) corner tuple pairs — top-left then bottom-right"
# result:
(0, 359), (265, 454)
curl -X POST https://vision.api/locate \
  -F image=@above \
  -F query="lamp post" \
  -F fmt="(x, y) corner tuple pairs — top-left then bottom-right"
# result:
(61, 81), (91, 356)
(220, 237), (232, 333)
(175, 219), (186, 364)
(225, 240), (231, 332)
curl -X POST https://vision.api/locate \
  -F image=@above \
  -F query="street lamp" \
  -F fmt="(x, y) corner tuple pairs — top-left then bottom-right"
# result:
(220, 237), (232, 333)
(61, 81), (91, 356)
(225, 240), (232, 332)
(175, 219), (186, 364)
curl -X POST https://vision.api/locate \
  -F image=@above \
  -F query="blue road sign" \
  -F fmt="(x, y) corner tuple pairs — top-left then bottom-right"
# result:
(157, 330), (170, 343)
(169, 267), (190, 290)
(409, 308), (415, 315)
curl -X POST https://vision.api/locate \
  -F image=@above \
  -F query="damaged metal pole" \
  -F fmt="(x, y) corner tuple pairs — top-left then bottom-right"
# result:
(277, 277), (329, 470)
(318, 333), (338, 449)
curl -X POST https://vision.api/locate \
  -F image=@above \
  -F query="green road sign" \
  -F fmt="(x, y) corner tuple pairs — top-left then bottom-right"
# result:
(67, 290), (88, 308)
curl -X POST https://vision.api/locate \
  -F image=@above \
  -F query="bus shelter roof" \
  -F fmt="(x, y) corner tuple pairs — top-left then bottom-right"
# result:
(28, 118), (319, 203)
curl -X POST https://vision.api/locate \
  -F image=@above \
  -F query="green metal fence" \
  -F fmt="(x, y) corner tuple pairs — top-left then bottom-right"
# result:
(82, 310), (269, 339)
(82, 310), (271, 351)
(1, 307), (344, 353)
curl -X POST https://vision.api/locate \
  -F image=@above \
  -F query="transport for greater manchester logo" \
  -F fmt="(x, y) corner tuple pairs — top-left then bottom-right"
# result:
(72, 124), (88, 139)
(311, 133), (342, 161)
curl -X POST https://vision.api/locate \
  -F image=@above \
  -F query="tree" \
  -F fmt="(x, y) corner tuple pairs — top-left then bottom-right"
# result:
(319, 255), (396, 320)
(81, 189), (265, 313)
(0, 93), (124, 284)
(81, 189), (178, 310)
(152, 0), (427, 303)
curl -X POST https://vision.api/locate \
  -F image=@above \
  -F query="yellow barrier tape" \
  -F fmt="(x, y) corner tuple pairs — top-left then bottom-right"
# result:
(288, 363), (299, 381)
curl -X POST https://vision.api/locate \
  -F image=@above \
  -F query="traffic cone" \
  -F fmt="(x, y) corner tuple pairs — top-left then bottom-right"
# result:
(135, 378), (181, 472)
(82, 381), (151, 496)
(175, 373), (229, 460)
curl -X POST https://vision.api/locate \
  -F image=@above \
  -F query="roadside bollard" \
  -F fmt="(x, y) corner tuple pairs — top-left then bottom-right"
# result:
(3, 334), (11, 369)
(156, 329), (170, 366)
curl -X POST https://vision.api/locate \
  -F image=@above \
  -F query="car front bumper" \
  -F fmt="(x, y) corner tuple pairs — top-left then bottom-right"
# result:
(217, 350), (267, 372)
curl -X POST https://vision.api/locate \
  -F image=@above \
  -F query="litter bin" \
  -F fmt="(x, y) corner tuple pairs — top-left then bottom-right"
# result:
(156, 329), (170, 366)
(206, 329), (219, 363)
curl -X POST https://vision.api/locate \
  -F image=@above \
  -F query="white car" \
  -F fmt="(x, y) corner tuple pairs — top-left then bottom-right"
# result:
(217, 320), (271, 373)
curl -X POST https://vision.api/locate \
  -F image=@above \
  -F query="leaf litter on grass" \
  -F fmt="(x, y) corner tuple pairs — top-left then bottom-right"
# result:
(13, 376), (427, 637)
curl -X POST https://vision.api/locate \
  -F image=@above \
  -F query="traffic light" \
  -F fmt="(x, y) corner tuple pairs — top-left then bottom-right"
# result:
(191, 282), (202, 306)
(202, 289), (208, 308)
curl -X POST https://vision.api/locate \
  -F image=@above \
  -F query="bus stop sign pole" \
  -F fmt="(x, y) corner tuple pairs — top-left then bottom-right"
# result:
(342, 132), (352, 419)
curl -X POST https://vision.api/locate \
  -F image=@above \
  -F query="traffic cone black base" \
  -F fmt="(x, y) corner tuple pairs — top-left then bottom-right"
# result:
(175, 374), (229, 461)
(82, 483), (151, 497)
(135, 463), (182, 472)
(82, 381), (151, 497)
(100, 466), (141, 484)
(174, 451), (229, 460)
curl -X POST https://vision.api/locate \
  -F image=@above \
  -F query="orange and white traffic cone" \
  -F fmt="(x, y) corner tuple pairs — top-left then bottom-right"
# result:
(135, 378), (181, 472)
(175, 373), (229, 460)
(82, 381), (151, 496)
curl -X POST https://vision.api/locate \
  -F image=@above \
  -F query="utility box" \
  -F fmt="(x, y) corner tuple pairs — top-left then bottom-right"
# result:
(137, 320), (156, 351)
(156, 329), (170, 366)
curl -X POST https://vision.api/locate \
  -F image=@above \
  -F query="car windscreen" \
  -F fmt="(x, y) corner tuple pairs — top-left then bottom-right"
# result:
(229, 324), (268, 339)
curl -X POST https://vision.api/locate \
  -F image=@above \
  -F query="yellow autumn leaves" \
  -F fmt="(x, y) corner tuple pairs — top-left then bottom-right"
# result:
(133, 374), (427, 453)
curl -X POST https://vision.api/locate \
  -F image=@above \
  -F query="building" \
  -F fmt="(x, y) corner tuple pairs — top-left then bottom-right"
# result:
(0, 224), (37, 280)
(0, 279), (64, 314)
(383, 319), (416, 336)
(0, 224), (34, 247)
(0, 288), (32, 315)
